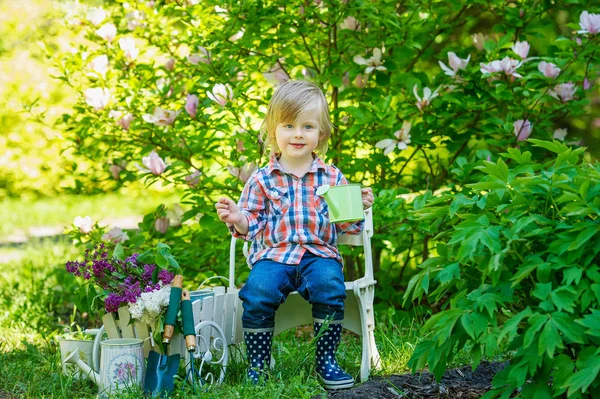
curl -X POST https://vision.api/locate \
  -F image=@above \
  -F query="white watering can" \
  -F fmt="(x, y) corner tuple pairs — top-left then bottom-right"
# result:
(64, 338), (145, 398)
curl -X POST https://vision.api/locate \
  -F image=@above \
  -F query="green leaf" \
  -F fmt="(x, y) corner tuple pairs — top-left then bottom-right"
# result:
(498, 307), (532, 343)
(564, 355), (600, 395)
(576, 310), (600, 338)
(568, 225), (599, 251)
(166, 255), (180, 270)
(550, 287), (578, 312)
(532, 283), (552, 301)
(137, 250), (154, 265)
(436, 262), (460, 284)
(113, 243), (125, 261)
(511, 263), (541, 287)
(155, 252), (168, 268)
(538, 319), (562, 358)
(552, 312), (585, 344)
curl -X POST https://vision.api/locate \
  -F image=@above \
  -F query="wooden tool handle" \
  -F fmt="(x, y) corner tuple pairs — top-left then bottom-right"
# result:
(182, 290), (197, 351)
(172, 274), (184, 289)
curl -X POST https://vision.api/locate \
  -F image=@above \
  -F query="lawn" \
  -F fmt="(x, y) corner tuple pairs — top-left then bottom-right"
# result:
(0, 195), (506, 398)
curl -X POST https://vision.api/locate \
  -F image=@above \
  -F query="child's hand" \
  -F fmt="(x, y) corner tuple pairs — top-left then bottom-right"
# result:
(361, 187), (374, 209)
(215, 197), (244, 224)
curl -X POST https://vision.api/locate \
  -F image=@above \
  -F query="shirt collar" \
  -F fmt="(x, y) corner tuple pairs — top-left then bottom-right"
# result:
(266, 153), (328, 175)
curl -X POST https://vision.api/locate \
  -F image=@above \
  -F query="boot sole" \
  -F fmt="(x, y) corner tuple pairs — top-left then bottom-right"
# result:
(321, 377), (355, 390)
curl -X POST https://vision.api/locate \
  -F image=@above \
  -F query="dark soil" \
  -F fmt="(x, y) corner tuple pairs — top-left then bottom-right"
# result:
(326, 361), (507, 399)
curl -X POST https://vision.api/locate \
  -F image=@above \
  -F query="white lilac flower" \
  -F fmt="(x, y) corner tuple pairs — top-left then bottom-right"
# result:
(128, 284), (171, 326)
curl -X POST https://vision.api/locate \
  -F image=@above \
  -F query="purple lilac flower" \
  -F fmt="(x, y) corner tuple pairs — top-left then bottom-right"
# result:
(142, 264), (155, 282)
(158, 269), (174, 285)
(105, 293), (123, 313)
(125, 253), (139, 264)
(122, 280), (142, 303)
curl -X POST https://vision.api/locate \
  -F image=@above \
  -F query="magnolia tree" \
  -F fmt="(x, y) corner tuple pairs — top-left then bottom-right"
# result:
(57, 0), (599, 296)
(57, 0), (599, 391)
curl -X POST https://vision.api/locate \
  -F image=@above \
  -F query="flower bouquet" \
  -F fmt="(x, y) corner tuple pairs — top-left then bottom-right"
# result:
(65, 242), (181, 329)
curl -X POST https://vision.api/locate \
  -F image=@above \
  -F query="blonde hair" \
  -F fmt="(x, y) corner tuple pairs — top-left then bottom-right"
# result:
(260, 80), (333, 155)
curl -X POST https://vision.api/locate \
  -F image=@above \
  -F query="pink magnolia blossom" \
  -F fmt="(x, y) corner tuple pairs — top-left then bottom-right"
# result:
(583, 77), (592, 90)
(578, 11), (600, 35)
(84, 87), (110, 110)
(95, 23), (117, 42)
(339, 16), (360, 31)
(471, 33), (488, 51)
(207, 84), (234, 106)
(549, 82), (577, 102)
(138, 150), (167, 175)
(87, 55), (109, 78)
(164, 58), (175, 71)
(236, 139), (246, 153)
(553, 128), (567, 141)
(229, 29), (244, 41)
(227, 162), (257, 183)
(187, 47), (210, 65)
(355, 74), (365, 88)
(375, 121), (412, 155)
(109, 110), (134, 130)
(108, 162), (125, 179)
(511, 41), (530, 59)
(86, 7), (106, 26)
(439, 52), (470, 77)
(142, 107), (180, 126)
(353, 48), (386, 74)
(118, 37), (138, 61)
(102, 227), (129, 243)
(413, 85), (441, 111)
(263, 60), (290, 84)
(185, 94), (199, 118)
(155, 217), (169, 234)
(480, 56), (523, 78)
(125, 10), (145, 30)
(73, 216), (93, 234)
(513, 119), (533, 141)
(185, 170), (202, 188)
(538, 61), (560, 79)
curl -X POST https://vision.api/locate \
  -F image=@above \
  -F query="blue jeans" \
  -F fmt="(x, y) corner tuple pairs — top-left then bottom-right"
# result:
(239, 252), (347, 329)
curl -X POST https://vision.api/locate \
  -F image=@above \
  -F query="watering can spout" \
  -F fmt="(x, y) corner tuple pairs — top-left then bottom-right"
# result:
(64, 348), (100, 385)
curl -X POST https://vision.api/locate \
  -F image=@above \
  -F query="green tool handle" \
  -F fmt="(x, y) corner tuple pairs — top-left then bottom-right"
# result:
(163, 274), (183, 344)
(181, 290), (196, 351)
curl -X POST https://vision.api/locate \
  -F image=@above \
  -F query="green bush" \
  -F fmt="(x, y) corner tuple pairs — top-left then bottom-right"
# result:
(405, 140), (600, 397)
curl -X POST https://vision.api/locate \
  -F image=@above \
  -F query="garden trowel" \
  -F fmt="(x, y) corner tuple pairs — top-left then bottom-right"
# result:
(144, 274), (183, 397)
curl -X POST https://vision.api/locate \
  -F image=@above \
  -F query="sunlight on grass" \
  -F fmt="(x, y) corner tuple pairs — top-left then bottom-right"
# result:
(0, 191), (182, 239)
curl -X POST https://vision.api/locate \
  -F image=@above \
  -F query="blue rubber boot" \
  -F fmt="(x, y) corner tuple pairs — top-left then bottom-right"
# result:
(314, 320), (355, 390)
(243, 329), (273, 384)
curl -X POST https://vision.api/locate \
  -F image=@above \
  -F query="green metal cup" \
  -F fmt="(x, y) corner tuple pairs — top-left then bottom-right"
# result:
(316, 184), (364, 223)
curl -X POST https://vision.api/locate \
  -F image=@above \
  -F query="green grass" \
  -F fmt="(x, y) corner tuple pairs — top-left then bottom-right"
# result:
(0, 197), (510, 398)
(0, 190), (181, 239)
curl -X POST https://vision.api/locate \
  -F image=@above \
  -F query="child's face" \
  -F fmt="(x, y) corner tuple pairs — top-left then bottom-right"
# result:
(274, 108), (320, 164)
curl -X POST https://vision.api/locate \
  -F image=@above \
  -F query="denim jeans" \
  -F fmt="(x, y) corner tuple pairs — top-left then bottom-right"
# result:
(239, 252), (347, 329)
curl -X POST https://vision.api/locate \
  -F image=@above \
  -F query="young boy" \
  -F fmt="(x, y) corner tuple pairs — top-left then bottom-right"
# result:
(215, 80), (374, 389)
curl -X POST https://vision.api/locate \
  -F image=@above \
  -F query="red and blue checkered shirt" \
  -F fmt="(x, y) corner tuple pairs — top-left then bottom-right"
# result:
(230, 154), (363, 266)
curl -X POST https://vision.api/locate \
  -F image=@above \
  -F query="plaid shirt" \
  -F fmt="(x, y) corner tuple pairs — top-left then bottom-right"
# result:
(230, 154), (363, 266)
